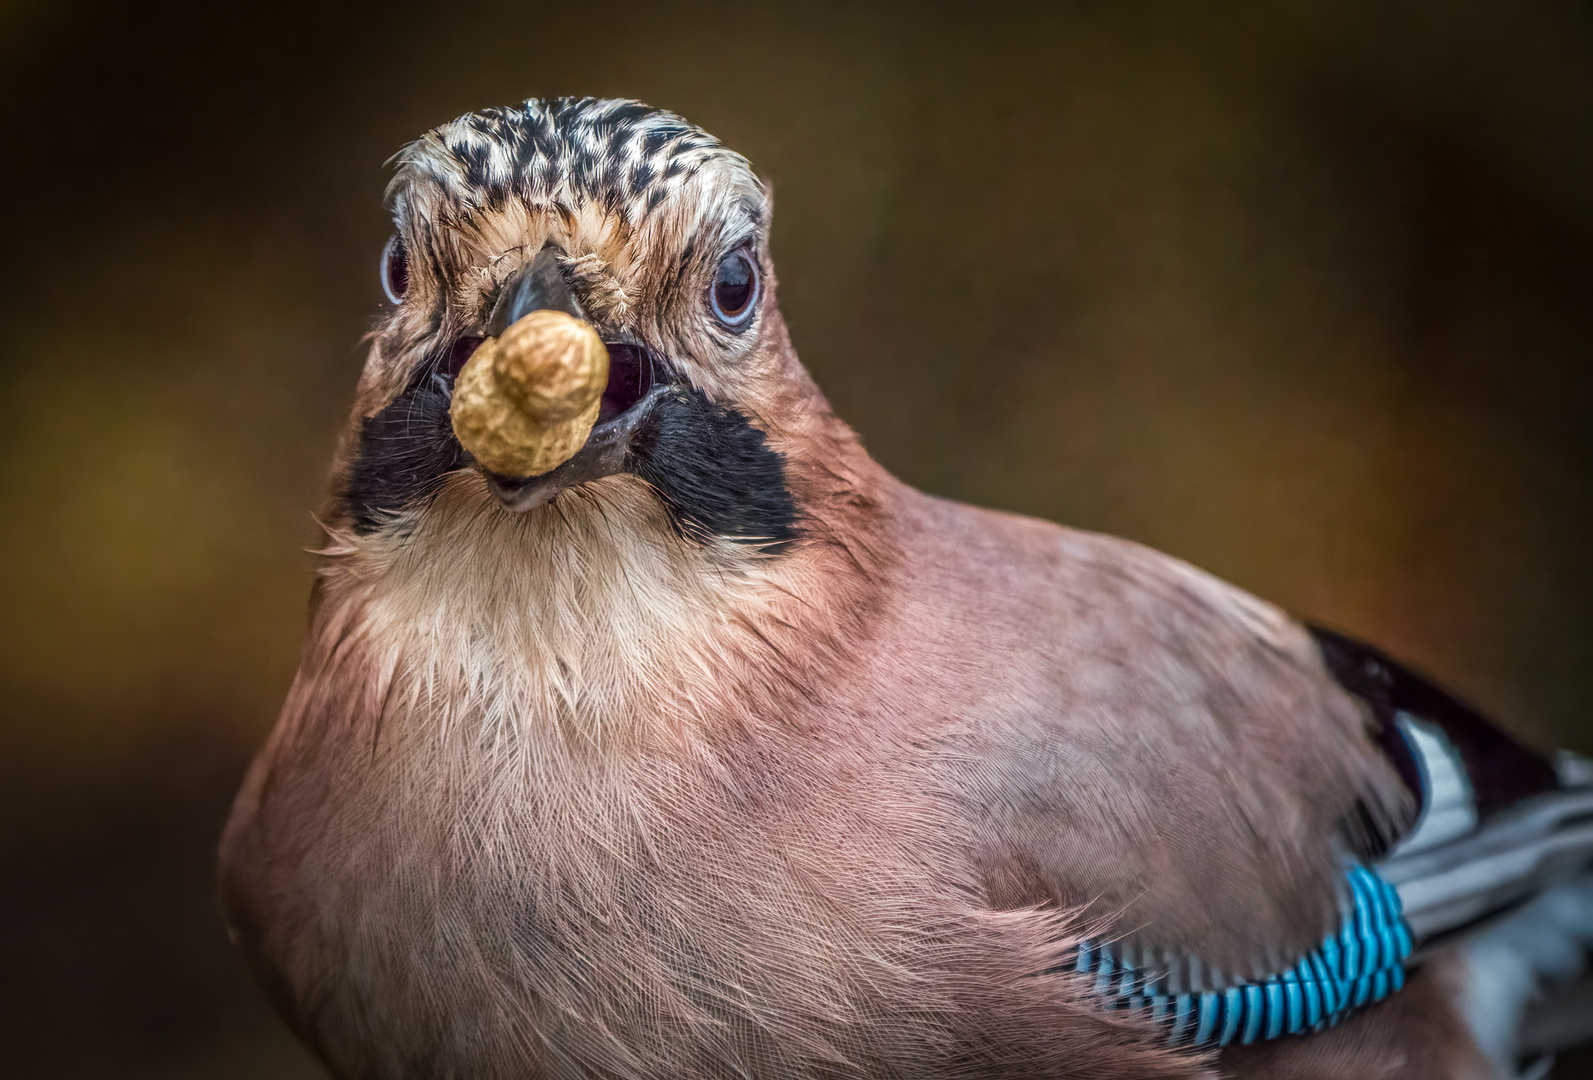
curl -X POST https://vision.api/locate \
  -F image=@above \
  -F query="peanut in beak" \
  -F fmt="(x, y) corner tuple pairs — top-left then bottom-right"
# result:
(450, 310), (610, 478)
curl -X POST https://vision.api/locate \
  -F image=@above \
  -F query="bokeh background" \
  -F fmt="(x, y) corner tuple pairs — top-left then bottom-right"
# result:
(1, 0), (1590, 1075)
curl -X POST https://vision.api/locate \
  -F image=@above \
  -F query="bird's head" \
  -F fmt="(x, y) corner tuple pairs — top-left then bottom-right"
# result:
(336, 98), (843, 552)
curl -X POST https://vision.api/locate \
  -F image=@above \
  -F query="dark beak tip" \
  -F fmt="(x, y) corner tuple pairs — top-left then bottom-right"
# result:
(475, 383), (671, 512)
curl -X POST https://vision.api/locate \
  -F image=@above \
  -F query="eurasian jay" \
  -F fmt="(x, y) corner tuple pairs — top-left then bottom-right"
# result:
(219, 98), (1593, 1080)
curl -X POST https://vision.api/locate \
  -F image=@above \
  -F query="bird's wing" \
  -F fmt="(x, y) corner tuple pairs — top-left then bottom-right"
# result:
(946, 524), (1413, 978)
(934, 519), (1587, 1048)
(1310, 626), (1589, 949)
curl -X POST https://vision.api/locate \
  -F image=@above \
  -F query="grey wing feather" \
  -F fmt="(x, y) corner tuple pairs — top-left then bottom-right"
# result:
(1376, 716), (1593, 945)
(1379, 782), (1593, 945)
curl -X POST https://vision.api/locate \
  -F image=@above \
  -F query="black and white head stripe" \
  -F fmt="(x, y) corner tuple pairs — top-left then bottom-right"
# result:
(377, 97), (771, 403)
(388, 97), (751, 221)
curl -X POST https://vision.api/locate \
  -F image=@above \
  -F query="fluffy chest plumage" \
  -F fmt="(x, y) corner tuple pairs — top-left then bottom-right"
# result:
(218, 479), (997, 1077)
(225, 644), (1001, 1080)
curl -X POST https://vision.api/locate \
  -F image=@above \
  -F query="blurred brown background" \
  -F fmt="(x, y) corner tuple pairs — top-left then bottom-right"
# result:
(1, 0), (1590, 1075)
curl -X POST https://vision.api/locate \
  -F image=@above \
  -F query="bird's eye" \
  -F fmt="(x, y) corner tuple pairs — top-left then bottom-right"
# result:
(380, 235), (409, 304)
(708, 248), (758, 329)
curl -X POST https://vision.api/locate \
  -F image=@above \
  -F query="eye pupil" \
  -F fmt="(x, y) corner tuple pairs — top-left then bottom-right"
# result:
(709, 250), (758, 327)
(381, 235), (409, 303)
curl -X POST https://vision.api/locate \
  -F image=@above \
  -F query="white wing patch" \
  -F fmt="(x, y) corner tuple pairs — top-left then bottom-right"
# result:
(1388, 713), (1480, 858)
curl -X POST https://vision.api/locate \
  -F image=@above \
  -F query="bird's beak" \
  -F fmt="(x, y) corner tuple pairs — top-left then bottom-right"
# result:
(484, 242), (584, 332)
(470, 243), (669, 512)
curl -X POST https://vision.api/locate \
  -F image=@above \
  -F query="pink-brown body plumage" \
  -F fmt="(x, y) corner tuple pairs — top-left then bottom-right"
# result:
(220, 98), (1587, 1080)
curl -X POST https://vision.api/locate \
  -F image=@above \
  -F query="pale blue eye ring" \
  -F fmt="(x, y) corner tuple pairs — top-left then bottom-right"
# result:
(709, 248), (758, 329)
(380, 235), (409, 305)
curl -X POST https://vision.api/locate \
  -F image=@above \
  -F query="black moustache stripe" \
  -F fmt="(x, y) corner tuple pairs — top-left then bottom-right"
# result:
(629, 390), (799, 550)
(343, 360), (798, 552)
(343, 370), (466, 535)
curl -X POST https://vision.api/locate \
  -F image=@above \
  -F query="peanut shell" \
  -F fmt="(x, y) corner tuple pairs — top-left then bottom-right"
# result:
(450, 310), (610, 477)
